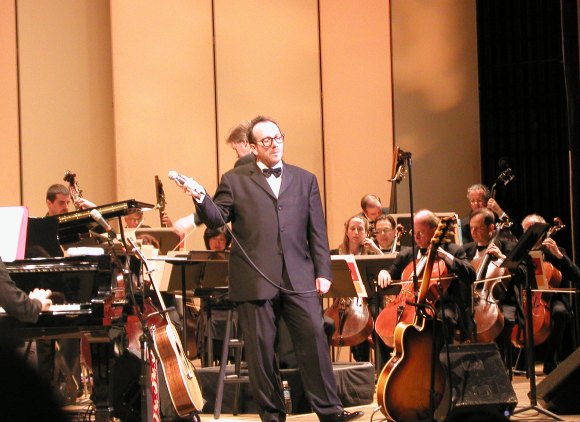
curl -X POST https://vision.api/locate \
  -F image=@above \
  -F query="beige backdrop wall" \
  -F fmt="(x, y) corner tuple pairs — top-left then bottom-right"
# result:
(2, 0), (479, 253)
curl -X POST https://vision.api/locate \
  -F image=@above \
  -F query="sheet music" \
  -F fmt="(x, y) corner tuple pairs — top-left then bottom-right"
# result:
(0, 206), (29, 262)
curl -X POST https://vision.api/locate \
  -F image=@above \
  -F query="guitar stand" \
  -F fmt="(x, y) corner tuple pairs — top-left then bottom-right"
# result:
(512, 262), (563, 421)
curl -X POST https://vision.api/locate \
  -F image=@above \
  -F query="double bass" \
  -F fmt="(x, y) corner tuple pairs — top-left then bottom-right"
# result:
(63, 170), (83, 210)
(377, 216), (455, 422)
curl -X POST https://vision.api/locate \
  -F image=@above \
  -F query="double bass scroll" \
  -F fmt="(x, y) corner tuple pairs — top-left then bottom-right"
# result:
(155, 175), (168, 227)
(63, 170), (83, 210)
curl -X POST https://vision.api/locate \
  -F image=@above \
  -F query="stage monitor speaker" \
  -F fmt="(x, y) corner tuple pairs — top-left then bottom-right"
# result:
(439, 343), (518, 420)
(537, 346), (580, 414)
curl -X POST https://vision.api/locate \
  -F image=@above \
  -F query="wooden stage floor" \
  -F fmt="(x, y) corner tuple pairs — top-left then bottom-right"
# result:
(206, 365), (578, 422)
(62, 364), (578, 421)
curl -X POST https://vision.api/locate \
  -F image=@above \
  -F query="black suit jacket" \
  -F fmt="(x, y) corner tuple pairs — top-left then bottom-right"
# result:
(0, 258), (42, 323)
(195, 161), (332, 302)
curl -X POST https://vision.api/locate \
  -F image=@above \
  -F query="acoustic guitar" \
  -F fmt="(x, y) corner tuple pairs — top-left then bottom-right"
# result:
(376, 216), (455, 422)
(127, 237), (204, 416)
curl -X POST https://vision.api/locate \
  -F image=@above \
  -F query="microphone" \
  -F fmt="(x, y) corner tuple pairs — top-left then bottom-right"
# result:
(89, 209), (116, 239)
(168, 170), (188, 186)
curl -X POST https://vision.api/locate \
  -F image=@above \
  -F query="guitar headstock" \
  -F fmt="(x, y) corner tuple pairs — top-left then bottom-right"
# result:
(430, 215), (456, 248)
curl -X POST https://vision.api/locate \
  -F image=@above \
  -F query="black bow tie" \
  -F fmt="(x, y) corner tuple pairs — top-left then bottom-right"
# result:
(419, 248), (427, 256)
(476, 245), (488, 252)
(262, 167), (282, 178)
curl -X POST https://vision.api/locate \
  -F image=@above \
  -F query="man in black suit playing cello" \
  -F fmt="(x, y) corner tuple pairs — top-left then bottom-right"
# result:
(174, 116), (362, 422)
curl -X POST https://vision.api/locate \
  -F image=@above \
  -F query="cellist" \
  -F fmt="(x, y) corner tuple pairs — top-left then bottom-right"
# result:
(521, 214), (580, 374)
(462, 208), (515, 373)
(378, 209), (476, 343)
(329, 215), (383, 363)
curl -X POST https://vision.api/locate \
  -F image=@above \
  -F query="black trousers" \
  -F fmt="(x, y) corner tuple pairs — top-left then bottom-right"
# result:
(237, 291), (342, 422)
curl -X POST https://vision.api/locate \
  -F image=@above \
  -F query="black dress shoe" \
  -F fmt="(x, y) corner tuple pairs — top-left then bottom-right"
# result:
(320, 410), (364, 422)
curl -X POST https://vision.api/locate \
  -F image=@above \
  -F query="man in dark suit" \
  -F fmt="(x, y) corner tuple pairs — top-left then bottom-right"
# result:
(462, 207), (516, 374)
(378, 209), (476, 342)
(0, 258), (52, 323)
(176, 116), (362, 422)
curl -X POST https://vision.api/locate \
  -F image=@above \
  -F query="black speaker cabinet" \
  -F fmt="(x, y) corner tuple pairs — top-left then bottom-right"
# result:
(537, 346), (580, 414)
(439, 343), (518, 420)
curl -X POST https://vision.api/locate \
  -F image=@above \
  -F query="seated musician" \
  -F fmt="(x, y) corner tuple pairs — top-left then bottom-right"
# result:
(330, 215), (384, 363)
(378, 209), (476, 343)
(460, 184), (515, 243)
(124, 209), (172, 250)
(42, 184), (96, 401)
(462, 208), (516, 373)
(521, 214), (580, 374)
(0, 257), (52, 324)
(357, 194), (388, 235)
(374, 214), (400, 253)
(199, 226), (233, 365)
(46, 183), (95, 216)
(124, 209), (172, 229)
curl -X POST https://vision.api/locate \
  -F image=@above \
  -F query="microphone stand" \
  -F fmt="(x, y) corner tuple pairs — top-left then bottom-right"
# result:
(111, 234), (162, 422)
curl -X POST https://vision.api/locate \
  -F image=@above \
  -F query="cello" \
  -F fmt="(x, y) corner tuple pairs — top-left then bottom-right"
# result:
(324, 296), (374, 347)
(511, 218), (564, 347)
(375, 225), (449, 349)
(324, 253), (374, 347)
(377, 216), (455, 422)
(471, 220), (511, 343)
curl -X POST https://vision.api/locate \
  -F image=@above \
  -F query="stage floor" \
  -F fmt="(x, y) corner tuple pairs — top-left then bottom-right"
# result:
(208, 366), (578, 422)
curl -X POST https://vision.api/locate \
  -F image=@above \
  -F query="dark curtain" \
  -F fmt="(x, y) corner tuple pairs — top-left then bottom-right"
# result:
(476, 0), (579, 263)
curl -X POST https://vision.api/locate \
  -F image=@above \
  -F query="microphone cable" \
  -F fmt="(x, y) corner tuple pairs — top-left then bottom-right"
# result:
(206, 193), (319, 296)
(172, 172), (319, 296)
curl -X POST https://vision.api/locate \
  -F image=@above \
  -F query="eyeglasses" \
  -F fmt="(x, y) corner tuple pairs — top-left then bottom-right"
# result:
(375, 229), (394, 235)
(256, 134), (284, 148)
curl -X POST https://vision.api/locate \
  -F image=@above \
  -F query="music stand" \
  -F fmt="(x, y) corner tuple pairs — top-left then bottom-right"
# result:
(326, 255), (368, 298)
(152, 251), (229, 363)
(134, 228), (181, 255)
(502, 223), (563, 421)
(355, 254), (399, 370)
